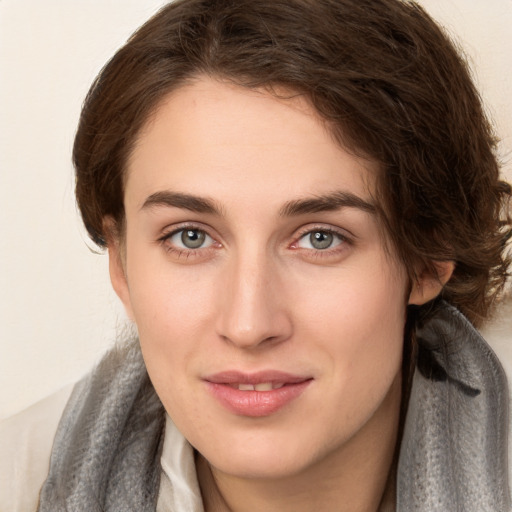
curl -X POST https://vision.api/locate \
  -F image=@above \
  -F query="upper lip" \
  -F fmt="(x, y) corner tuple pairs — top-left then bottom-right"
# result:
(204, 370), (312, 385)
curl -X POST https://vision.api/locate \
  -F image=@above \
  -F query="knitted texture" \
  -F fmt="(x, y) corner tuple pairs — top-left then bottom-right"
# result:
(398, 302), (510, 511)
(37, 342), (165, 512)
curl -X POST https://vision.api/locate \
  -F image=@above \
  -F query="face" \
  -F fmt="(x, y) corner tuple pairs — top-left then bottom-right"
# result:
(111, 77), (421, 480)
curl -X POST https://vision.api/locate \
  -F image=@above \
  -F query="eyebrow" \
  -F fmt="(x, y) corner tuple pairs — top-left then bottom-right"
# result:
(140, 190), (376, 217)
(279, 191), (376, 216)
(141, 191), (224, 215)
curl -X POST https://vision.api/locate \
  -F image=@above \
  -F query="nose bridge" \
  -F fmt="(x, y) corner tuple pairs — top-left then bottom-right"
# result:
(216, 244), (291, 349)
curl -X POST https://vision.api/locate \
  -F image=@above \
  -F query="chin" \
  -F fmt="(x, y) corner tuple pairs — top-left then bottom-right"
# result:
(197, 425), (335, 480)
(211, 453), (311, 481)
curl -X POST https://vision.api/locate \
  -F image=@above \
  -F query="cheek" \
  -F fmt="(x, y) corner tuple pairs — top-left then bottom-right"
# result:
(294, 258), (407, 398)
(127, 264), (218, 422)
(295, 255), (407, 343)
(124, 245), (220, 385)
(126, 240), (214, 333)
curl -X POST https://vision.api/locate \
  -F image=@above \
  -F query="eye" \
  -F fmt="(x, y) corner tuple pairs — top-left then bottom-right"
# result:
(167, 228), (214, 250)
(297, 229), (344, 250)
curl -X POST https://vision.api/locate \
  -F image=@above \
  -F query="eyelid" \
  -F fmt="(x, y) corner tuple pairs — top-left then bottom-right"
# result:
(297, 231), (343, 250)
(292, 224), (353, 245)
(288, 224), (354, 261)
(159, 221), (216, 241)
(169, 228), (214, 249)
(157, 222), (222, 255)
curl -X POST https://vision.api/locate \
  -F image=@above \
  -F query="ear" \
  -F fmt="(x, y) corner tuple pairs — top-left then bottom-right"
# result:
(104, 218), (135, 321)
(408, 260), (455, 306)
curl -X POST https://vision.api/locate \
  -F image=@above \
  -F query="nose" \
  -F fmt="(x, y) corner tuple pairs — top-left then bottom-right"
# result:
(215, 250), (293, 350)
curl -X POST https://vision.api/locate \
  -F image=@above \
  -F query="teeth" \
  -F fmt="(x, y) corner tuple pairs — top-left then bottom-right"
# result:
(236, 382), (284, 391)
(254, 382), (273, 391)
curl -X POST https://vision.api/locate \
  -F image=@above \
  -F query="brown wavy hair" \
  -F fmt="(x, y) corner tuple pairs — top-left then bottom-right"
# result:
(74, 0), (511, 327)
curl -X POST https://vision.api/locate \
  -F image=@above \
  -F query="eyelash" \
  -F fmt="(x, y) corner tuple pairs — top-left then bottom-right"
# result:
(291, 226), (352, 260)
(157, 224), (352, 260)
(158, 224), (218, 259)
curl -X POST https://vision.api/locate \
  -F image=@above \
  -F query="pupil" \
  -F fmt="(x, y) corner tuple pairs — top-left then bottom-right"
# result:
(310, 231), (333, 250)
(182, 229), (205, 249)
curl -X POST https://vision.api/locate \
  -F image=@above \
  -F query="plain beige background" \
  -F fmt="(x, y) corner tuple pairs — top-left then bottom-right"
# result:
(0, 0), (511, 419)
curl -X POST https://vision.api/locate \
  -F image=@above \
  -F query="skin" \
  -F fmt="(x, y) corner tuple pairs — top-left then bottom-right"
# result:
(108, 77), (452, 511)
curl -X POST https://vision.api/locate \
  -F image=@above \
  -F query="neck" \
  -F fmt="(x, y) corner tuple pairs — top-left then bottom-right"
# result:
(197, 375), (401, 512)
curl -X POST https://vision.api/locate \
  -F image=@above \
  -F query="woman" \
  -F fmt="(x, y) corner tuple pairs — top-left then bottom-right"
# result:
(1, 0), (511, 510)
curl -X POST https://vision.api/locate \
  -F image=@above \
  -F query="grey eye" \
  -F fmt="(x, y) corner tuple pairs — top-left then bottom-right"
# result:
(297, 229), (344, 250)
(181, 229), (206, 248)
(168, 228), (213, 250)
(309, 231), (334, 249)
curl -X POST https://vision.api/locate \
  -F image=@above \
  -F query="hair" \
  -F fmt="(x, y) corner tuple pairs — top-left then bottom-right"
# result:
(74, 0), (511, 327)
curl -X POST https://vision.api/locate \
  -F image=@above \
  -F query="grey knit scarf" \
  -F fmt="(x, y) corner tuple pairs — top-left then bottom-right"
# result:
(398, 303), (510, 511)
(37, 342), (166, 511)
(38, 302), (510, 511)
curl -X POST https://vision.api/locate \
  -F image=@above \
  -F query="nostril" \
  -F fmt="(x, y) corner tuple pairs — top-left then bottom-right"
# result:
(218, 331), (289, 350)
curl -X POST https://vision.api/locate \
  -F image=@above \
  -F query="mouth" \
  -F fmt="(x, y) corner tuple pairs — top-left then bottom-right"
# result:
(204, 371), (313, 417)
(229, 382), (285, 391)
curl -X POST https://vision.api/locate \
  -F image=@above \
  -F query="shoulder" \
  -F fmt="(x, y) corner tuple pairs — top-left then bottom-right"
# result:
(0, 384), (74, 512)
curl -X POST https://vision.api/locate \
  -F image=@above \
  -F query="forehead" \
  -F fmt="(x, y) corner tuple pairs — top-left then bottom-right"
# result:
(125, 77), (378, 211)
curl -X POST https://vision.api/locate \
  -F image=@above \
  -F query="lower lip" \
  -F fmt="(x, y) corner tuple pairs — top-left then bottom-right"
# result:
(205, 381), (312, 417)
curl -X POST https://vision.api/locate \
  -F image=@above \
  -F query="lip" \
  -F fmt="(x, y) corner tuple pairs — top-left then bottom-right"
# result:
(204, 370), (313, 417)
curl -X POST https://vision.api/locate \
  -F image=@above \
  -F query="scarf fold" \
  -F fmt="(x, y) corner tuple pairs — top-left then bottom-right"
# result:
(38, 302), (510, 511)
(397, 302), (510, 511)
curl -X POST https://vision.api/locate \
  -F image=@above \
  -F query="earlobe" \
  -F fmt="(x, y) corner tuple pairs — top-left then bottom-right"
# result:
(104, 219), (135, 321)
(408, 260), (455, 306)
